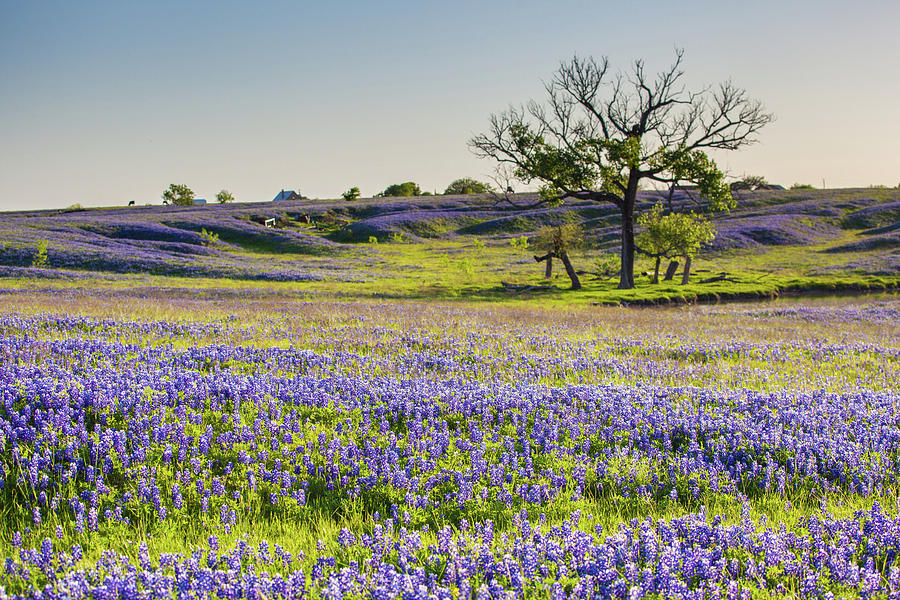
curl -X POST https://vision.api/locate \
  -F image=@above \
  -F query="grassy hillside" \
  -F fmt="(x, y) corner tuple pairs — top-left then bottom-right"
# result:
(1, 188), (898, 304)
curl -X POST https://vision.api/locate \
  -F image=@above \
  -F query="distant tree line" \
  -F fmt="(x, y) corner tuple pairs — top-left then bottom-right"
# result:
(161, 184), (234, 206)
(343, 178), (496, 200)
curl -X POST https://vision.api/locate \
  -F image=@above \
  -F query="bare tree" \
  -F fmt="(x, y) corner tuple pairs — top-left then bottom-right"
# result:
(470, 49), (773, 289)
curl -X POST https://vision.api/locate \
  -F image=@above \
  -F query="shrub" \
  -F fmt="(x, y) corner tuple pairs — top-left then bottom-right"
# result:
(594, 254), (619, 278)
(509, 236), (529, 250)
(730, 175), (768, 191)
(343, 187), (361, 202)
(377, 182), (421, 197)
(199, 228), (220, 246)
(32, 240), (48, 268)
(444, 178), (493, 195)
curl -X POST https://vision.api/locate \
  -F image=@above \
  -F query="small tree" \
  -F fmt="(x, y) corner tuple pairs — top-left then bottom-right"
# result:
(162, 184), (195, 206)
(444, 178), (493, 195)
(638, 204), (715, 284)
(672, 212), (715, 284)
(216, 189), (234, 204)
(378, 182), (422, 197)
(342, 187), (361, 202)
(730, 175), (769, 191)
(636, 203), (671, 283)
(531, 223), (583, 290)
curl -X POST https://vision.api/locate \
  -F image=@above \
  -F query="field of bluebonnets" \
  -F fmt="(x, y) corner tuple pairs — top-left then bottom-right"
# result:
(1, 290), (900, 599)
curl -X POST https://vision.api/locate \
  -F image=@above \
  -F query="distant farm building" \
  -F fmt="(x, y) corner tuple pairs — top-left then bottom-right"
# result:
(193, 198), (207, 205)
(273, 190), (302, 202)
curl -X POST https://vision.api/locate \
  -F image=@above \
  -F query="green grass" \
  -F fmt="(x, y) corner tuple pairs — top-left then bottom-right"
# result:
(6, 225), (897, 306)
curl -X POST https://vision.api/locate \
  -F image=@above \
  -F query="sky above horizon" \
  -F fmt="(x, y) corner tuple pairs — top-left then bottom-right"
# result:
(1, 0), (898, 211)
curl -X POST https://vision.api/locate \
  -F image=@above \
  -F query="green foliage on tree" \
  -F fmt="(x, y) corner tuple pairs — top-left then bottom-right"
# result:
(444, 178), (493, 195)
(162, 184), (195, 206)
(637, 203), (716, 284)
(791, 183), (815, 189)
(533, 223), (583, 255)
(216, 190), (234, 204)
(637, 203), (671, 271)
(470, 50), (772, 289)
(377, 182), (422, 197)
(342, 187), (361, 202)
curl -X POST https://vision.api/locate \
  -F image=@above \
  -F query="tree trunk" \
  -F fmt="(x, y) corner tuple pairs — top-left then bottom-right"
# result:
(681, 255), (692, 285)
(619, 218), (635, 289)
(663, 260), (679, 281)
(544, 256), (553, 278)
(618, 178), (638, 289)
(652, 256), (661, 284)
(666, 183), (676, 213)
(559, 252), (581, 290)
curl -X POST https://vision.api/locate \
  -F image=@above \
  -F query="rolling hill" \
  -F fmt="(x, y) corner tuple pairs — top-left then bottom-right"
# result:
(1, 188), (898, 300)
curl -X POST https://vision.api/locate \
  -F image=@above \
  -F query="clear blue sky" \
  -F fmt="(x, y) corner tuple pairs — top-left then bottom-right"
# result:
(1, 0), (898, 210)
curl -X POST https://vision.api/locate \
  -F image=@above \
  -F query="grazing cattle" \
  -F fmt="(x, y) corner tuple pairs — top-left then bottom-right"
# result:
(127, 200), (135, 206)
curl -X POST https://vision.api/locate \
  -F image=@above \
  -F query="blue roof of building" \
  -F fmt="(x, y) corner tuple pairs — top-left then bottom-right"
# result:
(193, 198), (207, 205)
(272, 190), (297, 201)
